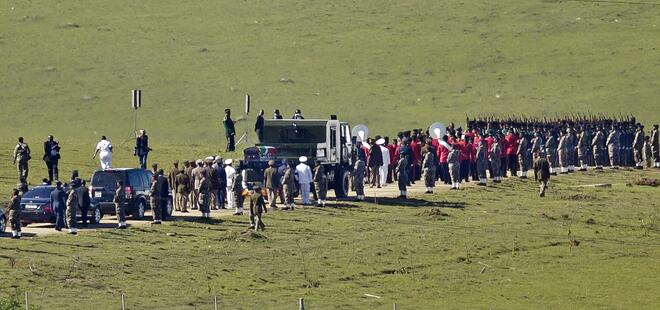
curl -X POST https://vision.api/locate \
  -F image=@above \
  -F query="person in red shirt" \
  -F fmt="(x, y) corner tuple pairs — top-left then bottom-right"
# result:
(466, 136), (477, 181)
(410, 135), (422, 183)
(436, 135), (451, 184)
(484, 133), (495, 178)
(505, 130), (519, 177)
(457, 137), (470, 182)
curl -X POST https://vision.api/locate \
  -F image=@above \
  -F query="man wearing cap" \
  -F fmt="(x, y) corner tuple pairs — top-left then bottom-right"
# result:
(175, 168), (190, 213)
(191, 160), (205, 210)
(149, 173), (163, 224)
(224, 159), (237, 211)
(183, 160), (194, 211)
(198, 174), (212, 219)
(421, 144), (436, 193)
(13, 137), (31, 181)
(263, 160), (281, 208)
(545, 131), (558, 175)
(366, 139), (383, 188)
(592, 126), (606, 169)
(169, 161), (180, 211)
(396, 153), (409, 198)
(9, 189), (22, 239)
(606, 125), (620, 169)
(313, 160), (327, 207)
(282, 162), (296, 210)
(248, 185), (268, 231)
(296, 156), (313, 205)
(651, 124), (659, 168)
(204, 158), (219, 210)
(378, 138), (390, 187)
(577, 126), (590, 171)
(447, 143), (461, 190)
(353, 152), (366, 201)
(490, 138), (502, 183)
(230, 164), (244, 215)
(475, 138), (488, 185)
(557, 130), (569, 174)
(223, 109), (236, 152)
(632, 124), (645, 169)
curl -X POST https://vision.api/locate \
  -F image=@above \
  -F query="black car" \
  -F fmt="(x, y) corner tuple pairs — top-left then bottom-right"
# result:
(90, 168), (172, 219)
(20, 186), (103, 226)
(0, 207), (6, 234)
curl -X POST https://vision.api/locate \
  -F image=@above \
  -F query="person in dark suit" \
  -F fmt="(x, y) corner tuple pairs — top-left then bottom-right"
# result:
(134, 130), (151, 169)
(255, 109), (265, 143)
(367, 138), (383, 188)
(43, 135), (60, 182)
(224, 109), (236, 152)
(50, 181), (67, 231)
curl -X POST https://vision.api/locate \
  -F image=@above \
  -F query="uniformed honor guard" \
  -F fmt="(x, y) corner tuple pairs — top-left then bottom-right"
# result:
(545, 131), (558, 175)
(643, 136), (653, 168)
(490, 138), (502, 183)
(231, 165), (244, 215)
(13, 137), (31, 182)
(198, 176), (211, 219)
(517, 133), (530, 178)
(223, 109), (236, 152)
(632, 124), (645, 169)
(114, 181), (127, 229)
(9, 189), (22, 239)
(282, 162), (296, 210)
(264, 160), (281, 208)
(169, 161), (180, 211)
(313, 161), (327, 207)
(175, 169), (190, 213)
(577, 127), (590, 171)
(651, 124), (659, 168)
(65, 183), (79, 235)
(150, 174), (162, 224)
(533, 151), (551, 197)
(248, 185), (267, 231)
(606, 125), (620, 169)
(592, 126), (606, 169)
(191, 159), (205, 210)
(421, 148), (436, 193)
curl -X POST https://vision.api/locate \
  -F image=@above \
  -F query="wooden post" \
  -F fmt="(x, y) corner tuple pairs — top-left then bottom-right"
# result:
(393, 303), (397, 310)
(214, 296), (218, 310)
(24, 291), (29, 310)
(121, 293), (126, 310)
(299, 298), (305, 310)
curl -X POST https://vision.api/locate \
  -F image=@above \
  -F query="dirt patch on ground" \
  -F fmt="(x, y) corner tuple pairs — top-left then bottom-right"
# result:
(419, 208), (449, 218)
(634, 178), (659, 187)
(560, 194), (594, 201)
(541, 213), (557, 221)
(585, 218), (596, 225)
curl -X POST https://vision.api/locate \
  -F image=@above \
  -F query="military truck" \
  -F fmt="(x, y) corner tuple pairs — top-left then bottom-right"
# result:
(241, 118), (355, 197)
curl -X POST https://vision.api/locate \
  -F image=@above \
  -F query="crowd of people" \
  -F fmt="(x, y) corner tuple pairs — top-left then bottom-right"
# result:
(4, 113), (659, 239)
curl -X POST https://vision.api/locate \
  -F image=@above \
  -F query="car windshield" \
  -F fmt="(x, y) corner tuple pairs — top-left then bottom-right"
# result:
(92, 171), (127, 190)
(263, 125), (326, 144)
(23, 186), (54, 199)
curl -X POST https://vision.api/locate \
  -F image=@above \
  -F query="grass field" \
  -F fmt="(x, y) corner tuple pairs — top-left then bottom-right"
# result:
(2, 0), (660, 308)
(1, 169), (659, 309)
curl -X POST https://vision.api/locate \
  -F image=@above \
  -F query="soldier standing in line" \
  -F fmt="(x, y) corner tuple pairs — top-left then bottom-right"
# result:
(204, 158), (219, 210)
(545, 131), (558, 175)
(557, 130), (569, 174)
(263, 160), (281, 209)
(475, 139), (488, 186)
(50, 181), (66, 231)
(421, 147), (436, 193)
(224, 109), (236, 152)
(198, 175), (211, 219)
(643, 136), (653, 168)
(632, 124), (645, 169)
(169, 161), (180, 211)
(249, 185), (268, 231)
(353, 153), (366, 201)
(231, 165), (244, 215)
(13, 137), (31, 181)
(530, 131), (542, 161)
(651, 124), (659, 168)
(184, 160), (195, 211)
(533, 151), (551, 198)
(282, 162), (297, 210)
(566, 127), (576, 172)
(606, 125), (620, 169)
(577, 126), (590, 171)
(448, 143), (461, 190)
(114, 181), (127, 229)
(9, 189), (22, 239)
(313, 161), (327, 207)
(150, 174), (162, 224)
(65, 183), (79, 235)
(191, 159), (205, 210)
(592, 126), (606, 170)
(517, 132), (530, 178)
(175, 169), (190, 213)
(396, 153), (409, 198)
(213, 157), (227, 209)
(490, 137), (502, 183)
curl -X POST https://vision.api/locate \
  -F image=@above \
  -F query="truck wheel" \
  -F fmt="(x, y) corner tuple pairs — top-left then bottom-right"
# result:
(0, 216), (6, 233)
(334, 169), (350, 198)
(133, 201), (145, 220)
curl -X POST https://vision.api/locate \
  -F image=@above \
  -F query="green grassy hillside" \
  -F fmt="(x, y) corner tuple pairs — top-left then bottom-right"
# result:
(1, 0), (659, 146)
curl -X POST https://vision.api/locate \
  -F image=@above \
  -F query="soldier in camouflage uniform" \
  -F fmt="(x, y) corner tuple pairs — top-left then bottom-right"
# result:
(231, 166), (244, 215)
(9, 189), (22, 239)
(643, 136), (653, 168)
(150, 174), (162, 224)
(12, 137), (31, 182)
(313, 161), (327, 207)
(557, 130), (569, 174)
(421, 149), (436, 193)
(577, 126), (590, 171)
(517, 133), (530, 178)
(65, 183), (79, 235)
(352, 154), (366, 201)
(591, 126), (606, 169)
(114, 181), (127, 229)
(282, 162), (297, 210)
(248, 185), (267, 231)
(606, 125), (620, 169)
(544, 131), (558, 175)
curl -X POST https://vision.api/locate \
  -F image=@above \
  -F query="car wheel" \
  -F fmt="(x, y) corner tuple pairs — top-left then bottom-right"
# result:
(90, 207), (102, 224)
(0, 216), (6, 234)
(334, 168), (350, 198)
(133, 201), (145, 220)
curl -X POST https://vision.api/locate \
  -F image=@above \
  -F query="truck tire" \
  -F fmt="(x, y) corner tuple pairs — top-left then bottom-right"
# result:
(334, 169), (350, 198)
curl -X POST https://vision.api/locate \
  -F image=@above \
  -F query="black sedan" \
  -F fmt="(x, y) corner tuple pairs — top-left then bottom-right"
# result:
(20, 186), (102, 226)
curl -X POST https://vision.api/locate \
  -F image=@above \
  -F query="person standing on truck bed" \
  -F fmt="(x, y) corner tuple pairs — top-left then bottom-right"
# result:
(292, 109), (304, 119)
(223, 109), (236, 152)
(255, 110), (265, 143)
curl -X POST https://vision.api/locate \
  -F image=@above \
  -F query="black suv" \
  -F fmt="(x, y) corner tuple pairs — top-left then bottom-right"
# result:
(90, 168), (172, 219)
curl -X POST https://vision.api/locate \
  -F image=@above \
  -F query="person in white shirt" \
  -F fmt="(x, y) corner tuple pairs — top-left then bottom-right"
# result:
(377, 138), (390, 186)
(224, 159), (236, 211)
(295, 156), (313, 204)
(92, 136), (113, 169)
